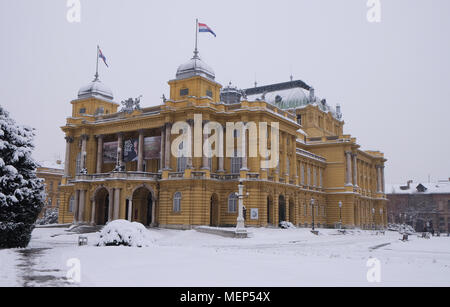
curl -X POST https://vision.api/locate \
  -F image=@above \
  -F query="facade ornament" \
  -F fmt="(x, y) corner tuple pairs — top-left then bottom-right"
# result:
(121, 96), (142, 114)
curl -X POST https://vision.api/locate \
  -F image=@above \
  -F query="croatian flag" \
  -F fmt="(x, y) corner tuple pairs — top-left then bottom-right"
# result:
(98, 47), (109, 67)
(198, 22), (216, 37)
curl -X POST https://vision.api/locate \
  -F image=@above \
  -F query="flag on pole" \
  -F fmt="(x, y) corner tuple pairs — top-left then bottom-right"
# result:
(98, 47), (109, 67)
(198, 22), (216, 37)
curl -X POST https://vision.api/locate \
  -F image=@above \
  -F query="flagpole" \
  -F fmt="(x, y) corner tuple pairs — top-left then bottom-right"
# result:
(95, 45), (99, 80)
(194, 18), (198, 57)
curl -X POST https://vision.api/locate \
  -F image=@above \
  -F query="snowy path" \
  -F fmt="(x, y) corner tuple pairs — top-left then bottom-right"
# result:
(0, 227), (449, 287)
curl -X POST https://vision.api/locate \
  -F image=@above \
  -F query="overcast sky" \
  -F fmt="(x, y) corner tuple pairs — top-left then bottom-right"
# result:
(1, 0), (449, 184)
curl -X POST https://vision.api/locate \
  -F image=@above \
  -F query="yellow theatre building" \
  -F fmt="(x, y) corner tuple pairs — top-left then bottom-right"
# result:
(58, 48), (388, 230)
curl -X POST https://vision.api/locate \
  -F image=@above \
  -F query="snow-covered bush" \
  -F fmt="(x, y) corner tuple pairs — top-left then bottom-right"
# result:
(279, 221), (296, 229)
(0, 105), (45, 248)
(35, 208), (59, 225)
(96, 220), (152, 247)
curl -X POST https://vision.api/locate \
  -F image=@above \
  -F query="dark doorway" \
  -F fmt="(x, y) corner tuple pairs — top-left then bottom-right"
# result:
(267, 196), (273, 224)
(95, 188), (109, 225)
(132, 187), (153, 226)
(210, 194), (219, 227)
(279, 195), (286, 224)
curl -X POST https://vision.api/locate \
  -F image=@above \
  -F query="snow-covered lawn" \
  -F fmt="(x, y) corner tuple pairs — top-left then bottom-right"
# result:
(1, 227), (449, 287)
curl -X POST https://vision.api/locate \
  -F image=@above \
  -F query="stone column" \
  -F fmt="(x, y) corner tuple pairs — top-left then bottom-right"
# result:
(114, 188), (121, 220)
(202, 122), (210, 169)
(381, 166), (385, 193)
(187, 120), (194, 169)
(117, 133), (124, 170)
(73, 189), (80, 224)
(241, 125), (248, 171)
(80, 135), (89, 171)
(64, 136), (73, 177)
(128, 199), (133, 222)
(376, 166), (382, 193)
(96, 135), (104, 174)
(151, 199), (156, 226)
(108, 188), (114, 222)
(90, 200), (96, 225)
(137, 130), (145, 172)
(78, 190), (86, 223)
(352, 153), (358, 187)
(160, 126), (165, 172)
(345, 151), (353, 186)
(164, 123), (172, 170)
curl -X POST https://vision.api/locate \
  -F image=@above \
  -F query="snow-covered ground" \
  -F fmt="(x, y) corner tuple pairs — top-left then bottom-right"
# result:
(1, 227), (449, 287)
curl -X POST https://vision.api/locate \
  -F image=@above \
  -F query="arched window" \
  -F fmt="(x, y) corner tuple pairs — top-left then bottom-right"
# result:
(228, 193), (238, 213)
(68, 195), (75, 213)
(173, 192), (182, 213)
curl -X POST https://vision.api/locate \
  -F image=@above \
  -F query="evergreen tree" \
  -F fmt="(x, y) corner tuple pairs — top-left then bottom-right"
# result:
(0, 105), (45, 248)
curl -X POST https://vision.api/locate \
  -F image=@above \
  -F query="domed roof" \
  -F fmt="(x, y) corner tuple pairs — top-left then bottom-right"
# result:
(247, 87), (309, 109)
(176, 51), (215, 81)
(78, 76), (114, 101)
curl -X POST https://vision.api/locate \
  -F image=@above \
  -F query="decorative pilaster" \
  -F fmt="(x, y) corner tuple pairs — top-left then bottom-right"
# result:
(113, 188), (121, 220)
(160, 126), (165, 172)
(64, 136), (74, 177)
(90, 200), (96, 225)
(376, 165), (382, 193)
(352, 153), (358, 187)
(137, 130), (145, 172)
(78, 190), (86, 223)
(345, 151), (353, 186)
(202, 121), (210, 170)
(80, 134), (89, 173)
(108, 188), (114, 222)
(128, 199), (133, 222)
(381, 165), (385, 193)
(96, 135), (104, 174)
(164, 123), (172, 170)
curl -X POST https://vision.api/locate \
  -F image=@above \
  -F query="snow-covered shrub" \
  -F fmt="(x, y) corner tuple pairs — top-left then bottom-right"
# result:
(0, 105), (45, 248)
(96, 220), (152, 247)
(35, 208), (59, 225)
(279, 221), (296, 229)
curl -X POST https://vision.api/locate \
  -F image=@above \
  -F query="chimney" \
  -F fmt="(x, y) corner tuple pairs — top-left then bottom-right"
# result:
(56, 160), (62, 165)
(407, 180), (413, 189)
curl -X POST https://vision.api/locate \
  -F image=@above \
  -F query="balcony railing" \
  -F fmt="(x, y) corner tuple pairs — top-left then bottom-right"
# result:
(73, 172), (161, 182)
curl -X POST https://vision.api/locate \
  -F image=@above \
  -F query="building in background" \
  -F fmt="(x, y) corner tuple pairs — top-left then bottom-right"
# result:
(57, 49), (387, 229)
(36, 160), (64, 216)
(386, 179), (450, 233)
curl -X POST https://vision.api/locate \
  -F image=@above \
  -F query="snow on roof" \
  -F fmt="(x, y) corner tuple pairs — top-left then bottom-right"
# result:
(38, 160), (64, 170)
(386, 181), (450, 195)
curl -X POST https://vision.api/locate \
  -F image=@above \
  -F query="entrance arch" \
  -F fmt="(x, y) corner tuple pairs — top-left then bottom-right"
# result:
(94, 187), (109, 225)
(131, 186), (154, 226)
(278, 195), (286, 225)
(210, 193), (219, 227)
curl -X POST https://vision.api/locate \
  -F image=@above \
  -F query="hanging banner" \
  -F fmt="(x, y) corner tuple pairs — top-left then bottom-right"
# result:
(103, 141), (118, 164)
(144, 136), (162, 160)
(124, 138), (139, 162)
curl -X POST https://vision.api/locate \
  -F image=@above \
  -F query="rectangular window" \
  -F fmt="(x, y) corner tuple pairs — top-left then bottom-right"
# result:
(79, 108), (86, 114)
(301, 164), (305, 185)
(180, 88), (189, 96)
(307, 166), (311, 186)
(206, 90), (213, 98)
(296, 114), (302, 125)
(286, 158), (290, 176)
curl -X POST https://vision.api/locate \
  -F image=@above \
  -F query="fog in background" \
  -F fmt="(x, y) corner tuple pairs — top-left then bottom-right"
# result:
(1, 0), (449, 184)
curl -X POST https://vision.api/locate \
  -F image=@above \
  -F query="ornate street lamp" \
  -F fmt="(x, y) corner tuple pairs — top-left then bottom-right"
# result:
(338, 201), (343, 228)
(235, 180), (247, 236)
(311, 198), (315, 231)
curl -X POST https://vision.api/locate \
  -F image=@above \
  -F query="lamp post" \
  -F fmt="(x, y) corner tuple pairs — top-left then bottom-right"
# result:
(338, 201), (343, 229)
(235, 180), (247, 236)
(311, 198), (315, 231)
